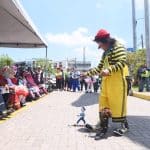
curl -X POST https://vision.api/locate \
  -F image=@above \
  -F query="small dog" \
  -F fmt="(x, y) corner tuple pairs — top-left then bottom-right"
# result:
(101, 107), (112, 118)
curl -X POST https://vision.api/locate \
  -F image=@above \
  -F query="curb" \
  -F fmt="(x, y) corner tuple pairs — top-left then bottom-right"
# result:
(132, 91), (150, 101)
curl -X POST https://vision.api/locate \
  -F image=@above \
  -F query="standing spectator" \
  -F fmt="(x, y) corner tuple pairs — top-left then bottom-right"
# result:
(137, 64), (150, 92)
(61, 69), (65, 90)
(72, 68), (80, 92)
(85, 75), (93, 93)
(64, 68), (70, 91)
(93, 75), (100, 92)
(68, 69), (73, 91)
(68, 68), (74, 91)
(80, 73), (87, 91)
(55, 68), (63, 90)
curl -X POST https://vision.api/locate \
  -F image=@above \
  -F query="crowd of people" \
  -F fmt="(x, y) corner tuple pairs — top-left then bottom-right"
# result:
(54, 67), (101, 93)
(0, 64), (101, 120)
(0, 65), (48, 119)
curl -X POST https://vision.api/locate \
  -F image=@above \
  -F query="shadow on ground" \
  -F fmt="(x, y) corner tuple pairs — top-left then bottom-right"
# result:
(76, 115), (150, 149)
(71, 93), (99, 107)
(125, 115), (150, 149)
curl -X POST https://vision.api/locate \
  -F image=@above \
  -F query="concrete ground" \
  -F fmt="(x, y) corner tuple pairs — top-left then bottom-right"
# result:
(0, 91), (150, 150)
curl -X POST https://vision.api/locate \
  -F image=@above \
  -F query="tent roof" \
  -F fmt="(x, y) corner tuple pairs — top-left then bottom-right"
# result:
(0, 0), (47, 48)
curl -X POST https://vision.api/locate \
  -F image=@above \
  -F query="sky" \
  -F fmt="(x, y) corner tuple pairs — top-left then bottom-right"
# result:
(0, 0), (147, 67)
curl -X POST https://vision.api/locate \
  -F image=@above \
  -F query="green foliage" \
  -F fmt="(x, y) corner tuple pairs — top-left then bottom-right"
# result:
(34, 58), (54, 75)
(127, 49), (146, 80)
(0, 54), (14, 69)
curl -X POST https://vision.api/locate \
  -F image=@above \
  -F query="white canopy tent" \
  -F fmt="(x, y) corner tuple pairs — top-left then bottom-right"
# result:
(0, 0), (47, 49)
(0, 0), (48, 72)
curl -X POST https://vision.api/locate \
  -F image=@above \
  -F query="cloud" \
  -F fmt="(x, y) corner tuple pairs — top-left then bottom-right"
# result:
(114, 36), (127, 46)
(45, 27), (127, 66)
(45, 27), (100, 66)
(73, 47), (103, 66)
(45, 27), (94, 47)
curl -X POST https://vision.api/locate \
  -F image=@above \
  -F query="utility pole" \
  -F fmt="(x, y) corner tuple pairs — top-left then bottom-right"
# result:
(83, 47), (86, 64)
(141, 34), (144, 49)
(132, 0), (137, 51)
(66, 58), (68, 69)
(83, 47), (86, 72)
(75, 57), (77, 68)
(45, 47), (48, 82)
(144, 0), (150, 67)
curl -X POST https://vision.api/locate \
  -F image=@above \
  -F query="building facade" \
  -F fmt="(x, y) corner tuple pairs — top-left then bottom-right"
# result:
(52, 59), (91, 72)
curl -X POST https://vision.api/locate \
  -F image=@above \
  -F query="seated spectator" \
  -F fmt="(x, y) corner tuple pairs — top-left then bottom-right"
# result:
(0, 66), (28, 110)
(23, 69), (41, 99)
(34, 66), (48, 94)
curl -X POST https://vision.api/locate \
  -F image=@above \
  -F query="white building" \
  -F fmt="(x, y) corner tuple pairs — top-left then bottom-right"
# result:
(52, 59), (91, 72)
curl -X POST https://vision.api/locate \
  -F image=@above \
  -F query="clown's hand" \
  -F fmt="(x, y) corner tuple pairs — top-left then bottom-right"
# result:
(101, 69), (110, 76)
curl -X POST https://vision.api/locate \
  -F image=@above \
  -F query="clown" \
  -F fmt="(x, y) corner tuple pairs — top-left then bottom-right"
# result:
(85, 29), (129, 140)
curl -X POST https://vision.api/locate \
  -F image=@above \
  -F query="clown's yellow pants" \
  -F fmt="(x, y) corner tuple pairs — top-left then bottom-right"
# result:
(99, 69), (127, 122)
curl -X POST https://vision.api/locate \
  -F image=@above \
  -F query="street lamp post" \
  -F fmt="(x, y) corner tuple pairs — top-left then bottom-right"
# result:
(144, 0), (150, 68)
(74, 58), (77, 68)
(136, 18), (144, 49)
(132, 0), (137, 51)
(141, 34), (144, 49)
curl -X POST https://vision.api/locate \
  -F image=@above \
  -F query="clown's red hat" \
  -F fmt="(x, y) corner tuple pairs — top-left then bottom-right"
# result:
(94, 29), (110, 42)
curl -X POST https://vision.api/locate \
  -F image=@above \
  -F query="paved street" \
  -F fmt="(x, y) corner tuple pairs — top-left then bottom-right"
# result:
(0, 91), (150, 150)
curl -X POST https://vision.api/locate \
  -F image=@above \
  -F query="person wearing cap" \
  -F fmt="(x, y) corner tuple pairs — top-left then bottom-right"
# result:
(85, 29), (129, 140)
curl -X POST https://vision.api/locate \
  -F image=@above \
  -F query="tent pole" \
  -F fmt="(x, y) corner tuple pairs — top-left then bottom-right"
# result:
(46, 46), (48, 61)
(45, 47), (48, 83)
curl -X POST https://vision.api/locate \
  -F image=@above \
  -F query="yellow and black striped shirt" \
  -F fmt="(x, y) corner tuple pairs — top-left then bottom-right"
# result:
(87, 41), (127, 76)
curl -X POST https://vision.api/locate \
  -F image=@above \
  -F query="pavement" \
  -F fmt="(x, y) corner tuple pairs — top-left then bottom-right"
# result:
(0, 91), (150, 150)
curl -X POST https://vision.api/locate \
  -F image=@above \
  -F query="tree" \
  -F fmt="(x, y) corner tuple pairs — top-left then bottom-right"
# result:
(0, 54), (14, 69)
(127, 49), (146, 84)
(34, 58), (55, 76)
